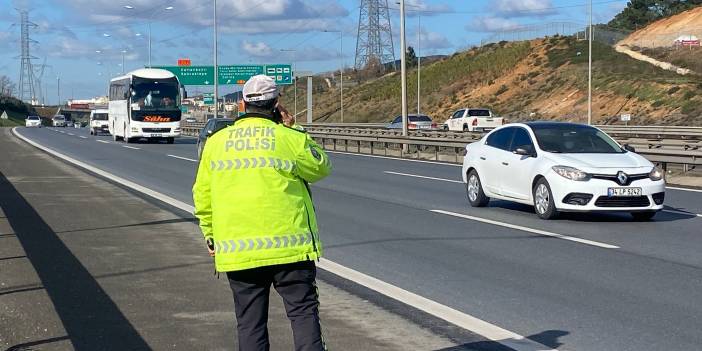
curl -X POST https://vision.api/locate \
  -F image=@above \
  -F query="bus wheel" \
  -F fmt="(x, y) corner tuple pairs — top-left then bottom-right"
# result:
(167, 137), (175, 144)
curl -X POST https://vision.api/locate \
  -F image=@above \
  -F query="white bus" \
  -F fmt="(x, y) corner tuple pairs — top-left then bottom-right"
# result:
(108, 68), (183, 144)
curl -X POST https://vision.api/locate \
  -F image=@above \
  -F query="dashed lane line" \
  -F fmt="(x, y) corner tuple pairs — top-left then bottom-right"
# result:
(431, 209), (620, 249)
(662, 209), (702, 218)
(97, 140), (110, 144)
(327, 150), (461, 167)
(167, 155), (198, 162)
(384, 171), (462, 184)
(12, 126), (559, 351)
(122, 145), (141, 150)
(79, 136), (88, 139)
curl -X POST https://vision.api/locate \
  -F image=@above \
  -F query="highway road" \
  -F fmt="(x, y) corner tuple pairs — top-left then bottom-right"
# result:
(15, 126), (702, 351)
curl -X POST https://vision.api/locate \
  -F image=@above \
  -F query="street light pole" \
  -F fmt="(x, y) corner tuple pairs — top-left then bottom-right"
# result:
(399, 0), (408, 137)
(56, 76), (60, 107)
(588, 0), (593, 125)
(280, 49), (297, 118)
(417, 14), (421, 115)
(148, 22), (152, 68)
(121, 49), (127, 74)
(213, 0), (219, 119)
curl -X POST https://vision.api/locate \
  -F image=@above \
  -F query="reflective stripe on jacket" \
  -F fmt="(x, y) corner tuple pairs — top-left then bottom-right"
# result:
(193, 114), (331, 272)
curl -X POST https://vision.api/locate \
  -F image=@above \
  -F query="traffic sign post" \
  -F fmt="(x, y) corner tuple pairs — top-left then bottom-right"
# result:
(621, 114), (631, 126)
(155, 64), (293, 86)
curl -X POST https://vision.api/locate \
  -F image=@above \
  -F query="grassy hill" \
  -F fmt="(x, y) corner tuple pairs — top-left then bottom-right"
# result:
(281, 36), (702, 126)
(0, 96), (36, 127)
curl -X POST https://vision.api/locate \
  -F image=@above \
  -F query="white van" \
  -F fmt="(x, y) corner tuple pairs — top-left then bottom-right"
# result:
(89, 109), (110, 135)
(443, 108), (503, 132)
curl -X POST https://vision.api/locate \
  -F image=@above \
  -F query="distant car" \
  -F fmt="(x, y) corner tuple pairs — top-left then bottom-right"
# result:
(443, 108), (503, 132)
(74, 121), (82, 128)
(89, 109), (110, 135)
(52, 115), (66, 127)
(185, 117), (197, 123)
(387, 114), (437, 130)
(197, 118), (234, 158)
(25, 116), (42, 128)
(462, 122), (665, 220)
(65, 120), (74, 128)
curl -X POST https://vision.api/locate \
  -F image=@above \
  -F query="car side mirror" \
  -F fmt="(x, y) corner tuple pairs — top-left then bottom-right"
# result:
(514, 147), (535, 157)
(206, 129), (214, 136)
(623, 144), (636, 153)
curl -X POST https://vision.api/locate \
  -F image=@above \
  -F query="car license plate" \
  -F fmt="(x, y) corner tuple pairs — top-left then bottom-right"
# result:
(150, 134), (162, 137)
(608, 187), (642, 197)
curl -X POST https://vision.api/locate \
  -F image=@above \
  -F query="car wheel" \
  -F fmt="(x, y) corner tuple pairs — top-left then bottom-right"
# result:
(442, 125), (448, 131)
(631, 211), (657, 221)
(466, 170), (489, 207)
(533, 178), (558, 220)
(462, 124), (469, 132)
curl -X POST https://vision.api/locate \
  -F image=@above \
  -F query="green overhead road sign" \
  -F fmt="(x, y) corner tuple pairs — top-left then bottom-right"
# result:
(203, 93), (214, 105)
(154, 65), (293, 86)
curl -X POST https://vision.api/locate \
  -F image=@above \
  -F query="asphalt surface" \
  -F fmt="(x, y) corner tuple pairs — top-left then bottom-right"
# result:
(0, 127), (463, 351)
(13, 126), (702, 351)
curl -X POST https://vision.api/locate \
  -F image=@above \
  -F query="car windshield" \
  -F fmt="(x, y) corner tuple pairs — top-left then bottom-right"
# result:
(92, 113), (108, 120)
(409, 115), (432, 122)
(53, 116), (65, 121)
(28, 116), (39, 120)
(468, 109), (491, 117)
(531, 124), (624, 154)
(132, 77), (179, 110)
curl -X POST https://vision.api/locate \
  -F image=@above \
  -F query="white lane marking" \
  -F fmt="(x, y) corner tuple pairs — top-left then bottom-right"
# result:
(13, 126), (558, 351)
(97, 140), (110, 144)
(59, 131), (66, 134)
(168, 154), (198, 163)
(384, 171), (463, 184)
(67, 133), (75, 136)
(431, 209), (620, 249)
(318, 259), (558, 351)
(667, 186), (702, 194)
(79, 136), (88, 139)
(122, 145), (140, 150)
(327, 150), (461, 167)
(662, 209), (702, 218)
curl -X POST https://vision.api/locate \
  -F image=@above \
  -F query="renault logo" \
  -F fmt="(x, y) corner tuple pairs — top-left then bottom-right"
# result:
(617, 171), (629, 185)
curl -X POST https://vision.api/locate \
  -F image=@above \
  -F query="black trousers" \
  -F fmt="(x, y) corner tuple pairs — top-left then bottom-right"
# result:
(227, 261), (327, 351)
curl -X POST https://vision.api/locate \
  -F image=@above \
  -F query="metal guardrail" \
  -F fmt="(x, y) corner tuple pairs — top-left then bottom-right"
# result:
(180, 122), (701, 168)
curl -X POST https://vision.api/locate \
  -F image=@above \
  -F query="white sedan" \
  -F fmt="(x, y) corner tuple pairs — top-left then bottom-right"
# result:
(462, 122), (665, 220)
(25, 116), (42, 127)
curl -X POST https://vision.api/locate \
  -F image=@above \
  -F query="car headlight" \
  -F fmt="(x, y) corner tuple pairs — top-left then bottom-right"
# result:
(552, 166), (591, 181)
(649, 166), (664, 181)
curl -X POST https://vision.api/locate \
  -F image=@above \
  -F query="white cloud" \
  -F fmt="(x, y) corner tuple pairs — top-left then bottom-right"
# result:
(410, 30), (451, 50)
(494, 0), (556, 17)
(242, 41), (274, 58)
(468, 16), (520, 32)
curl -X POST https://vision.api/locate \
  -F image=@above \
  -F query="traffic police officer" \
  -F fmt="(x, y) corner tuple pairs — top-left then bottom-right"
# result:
(193, 75), (331, 351)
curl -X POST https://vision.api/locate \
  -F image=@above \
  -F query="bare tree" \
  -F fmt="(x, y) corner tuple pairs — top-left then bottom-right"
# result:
(0, 75), (16, 97)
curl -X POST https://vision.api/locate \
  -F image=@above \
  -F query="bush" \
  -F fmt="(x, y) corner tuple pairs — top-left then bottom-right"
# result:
(496, 85), (509, 95)
(682, 90), (696, 100)
(667, 86), (680, 95)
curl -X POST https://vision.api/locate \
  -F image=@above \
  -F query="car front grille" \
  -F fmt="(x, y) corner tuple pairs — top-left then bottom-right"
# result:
(142, 128), (171, 133)
(594, 196), (651, 208)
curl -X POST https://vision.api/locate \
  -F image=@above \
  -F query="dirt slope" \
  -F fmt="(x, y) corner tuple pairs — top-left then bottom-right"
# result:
(619, 6), (702, 48)
(284, 37), (702, 126)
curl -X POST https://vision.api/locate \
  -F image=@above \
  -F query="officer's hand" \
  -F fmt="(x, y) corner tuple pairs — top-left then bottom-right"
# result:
(277, 104), (295, 127)
(206, 239), (215, 257)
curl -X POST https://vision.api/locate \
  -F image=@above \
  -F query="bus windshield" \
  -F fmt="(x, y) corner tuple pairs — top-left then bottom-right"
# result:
(131, 77), (179, 110)
(92, 113), (108, 120)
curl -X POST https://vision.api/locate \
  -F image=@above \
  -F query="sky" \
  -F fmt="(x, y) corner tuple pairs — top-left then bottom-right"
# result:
(0, 0), (629, 103)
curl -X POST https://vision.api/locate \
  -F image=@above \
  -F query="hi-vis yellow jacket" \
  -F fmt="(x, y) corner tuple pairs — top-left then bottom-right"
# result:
(193, 114), (332, 272)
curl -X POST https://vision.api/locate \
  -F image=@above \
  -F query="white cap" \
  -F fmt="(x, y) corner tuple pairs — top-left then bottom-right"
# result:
(243, 75), (279, 102)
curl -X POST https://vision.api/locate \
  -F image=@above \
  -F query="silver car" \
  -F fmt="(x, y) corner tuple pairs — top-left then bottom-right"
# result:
(387, 114), (437, 130)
